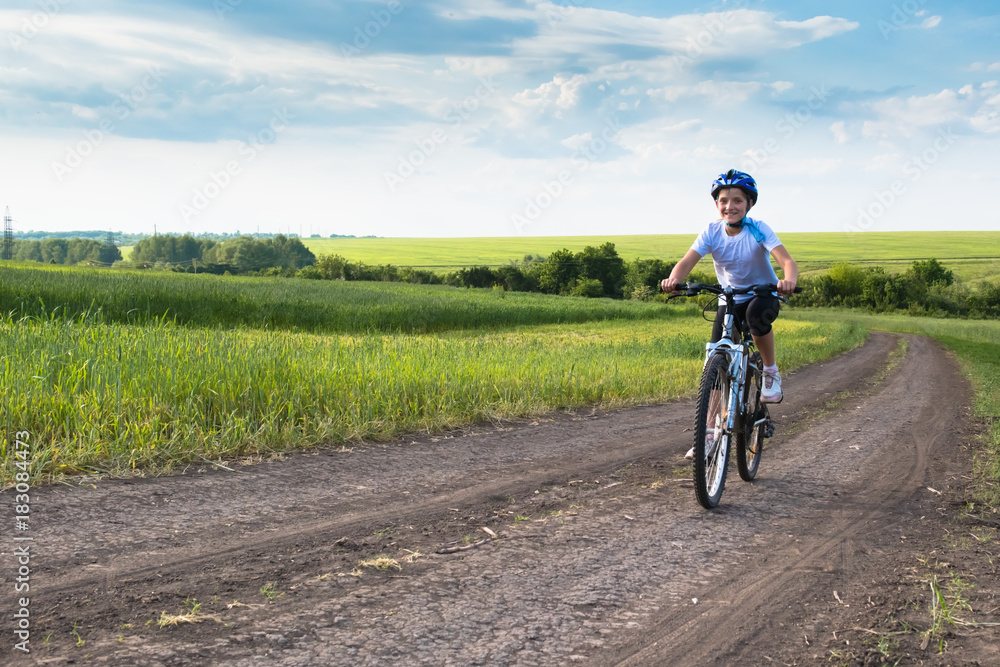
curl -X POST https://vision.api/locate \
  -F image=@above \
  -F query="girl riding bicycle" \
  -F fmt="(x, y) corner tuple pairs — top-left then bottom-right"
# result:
(661, 169), (799, 407)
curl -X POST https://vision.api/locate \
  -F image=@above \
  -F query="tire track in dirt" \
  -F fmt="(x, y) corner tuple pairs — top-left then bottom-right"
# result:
(602, 334), (967, 665)
(4, 331), (945, 666)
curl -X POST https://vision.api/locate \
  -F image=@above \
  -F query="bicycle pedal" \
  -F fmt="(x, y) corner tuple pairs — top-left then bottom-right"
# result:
(763, 420), (775, 439)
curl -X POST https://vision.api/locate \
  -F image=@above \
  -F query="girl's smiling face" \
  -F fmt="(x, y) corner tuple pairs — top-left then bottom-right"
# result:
(714, 187), (752, 225)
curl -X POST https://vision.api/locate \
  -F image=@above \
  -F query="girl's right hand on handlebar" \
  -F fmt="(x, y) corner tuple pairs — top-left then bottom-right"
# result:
(661, 277), (682, 293)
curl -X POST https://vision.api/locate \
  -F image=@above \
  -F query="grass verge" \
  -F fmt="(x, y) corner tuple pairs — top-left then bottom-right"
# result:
(0, 306), (867, 485)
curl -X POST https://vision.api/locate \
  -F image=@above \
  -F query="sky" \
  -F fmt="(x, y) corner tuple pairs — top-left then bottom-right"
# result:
(1, 0), (998, 238)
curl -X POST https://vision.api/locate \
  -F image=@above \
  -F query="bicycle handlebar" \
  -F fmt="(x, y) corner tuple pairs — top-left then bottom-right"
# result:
(664, 283), (802, 305)
(675, 282), (802, 297)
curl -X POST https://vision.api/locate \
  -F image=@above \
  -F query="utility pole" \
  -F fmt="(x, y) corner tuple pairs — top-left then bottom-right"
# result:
(2, 207), (13, 260)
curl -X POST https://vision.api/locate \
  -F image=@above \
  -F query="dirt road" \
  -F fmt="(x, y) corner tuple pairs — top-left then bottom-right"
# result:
(4, 332), (999, 665)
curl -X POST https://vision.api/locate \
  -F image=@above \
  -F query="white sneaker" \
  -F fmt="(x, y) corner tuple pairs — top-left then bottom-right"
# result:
(686, 432), (714, 460)
(761, 370), (783, 403)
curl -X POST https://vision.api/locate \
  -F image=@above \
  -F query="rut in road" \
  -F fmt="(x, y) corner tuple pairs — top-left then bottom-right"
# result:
(603, 333), (965, 665)
(8, 331), (966, 666)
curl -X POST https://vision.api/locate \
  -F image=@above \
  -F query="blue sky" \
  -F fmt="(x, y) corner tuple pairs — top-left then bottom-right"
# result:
(1, 0), (998, 237)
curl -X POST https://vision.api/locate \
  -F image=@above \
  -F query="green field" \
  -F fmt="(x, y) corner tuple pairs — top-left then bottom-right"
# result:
(1, 262), (997, 509)
(119, 231), (1000, 283)
(0, 263), (868, 484)
(299, 231), (1000, 275)
(0, 262), (666, 334)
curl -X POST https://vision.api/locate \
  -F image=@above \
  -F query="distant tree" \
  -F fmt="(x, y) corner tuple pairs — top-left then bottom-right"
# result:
(14, 240), (43, 262)
(569, 278), (606, 298)
(908, 258), (954, 287)
(132, 234), (214, 265)
(65, 238), (106, 264)
(860, 267), (909, 311)
(457, 266), (497, 288)
(268, 234), (315, 270)
(494, 264), (537, 292)
(577, 242), (626, 298)
(968, 282), (1000, 318)
(99, 242), (123, 265)
(313, 254), (349, 279)
(40, 239), (69, 264)
(624, 258), (674, 298)
(231, 236), (277, 273)
(537, 248), (580, 295)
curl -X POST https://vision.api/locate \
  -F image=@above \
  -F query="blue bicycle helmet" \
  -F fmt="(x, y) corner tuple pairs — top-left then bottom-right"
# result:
(710, 169), (758, 205)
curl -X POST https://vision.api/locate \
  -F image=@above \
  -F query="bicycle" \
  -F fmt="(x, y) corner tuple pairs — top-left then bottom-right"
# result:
(668, 282), (800, 509)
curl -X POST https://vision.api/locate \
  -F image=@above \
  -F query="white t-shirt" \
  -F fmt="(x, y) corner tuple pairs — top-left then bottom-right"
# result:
(691, 217), (783, 304)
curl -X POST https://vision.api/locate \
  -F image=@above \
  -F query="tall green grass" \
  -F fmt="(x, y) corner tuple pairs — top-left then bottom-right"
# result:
(0, 263), (665, 334)
(0, 308), (867, 484)
(788, 311), (1000, 506)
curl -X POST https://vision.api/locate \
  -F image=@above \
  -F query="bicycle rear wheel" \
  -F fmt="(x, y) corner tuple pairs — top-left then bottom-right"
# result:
(737, 351), (764, 481)
(693, 353), (730, 509)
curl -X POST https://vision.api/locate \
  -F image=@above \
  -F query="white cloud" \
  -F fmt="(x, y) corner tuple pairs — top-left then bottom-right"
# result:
(560, 132), (593, 151)
(773, 15), (860, 41)
(921, 16), (942, 29)
(830, 121), (849, 144)
(970, 93), (1000, 133)
(863, 82), (1000, 139)
(70, 104), (100, 121)
(871, 89), (964, 129)
(0, 10), (458, 131)
(511, 74), (588, 120)
(508, 8), (858, 67)
(866, 84), (1000, 137)
(433, 0), (536, 22)
(443, 57), (512, 77)
(648, 80), (763, 104)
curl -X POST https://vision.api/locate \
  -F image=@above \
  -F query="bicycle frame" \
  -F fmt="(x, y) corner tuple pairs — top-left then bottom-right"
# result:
(702, 290), (758, 436)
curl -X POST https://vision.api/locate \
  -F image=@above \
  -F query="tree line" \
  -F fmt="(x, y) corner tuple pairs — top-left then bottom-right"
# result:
(795, 259), (1000, 318)
(299, 249), (998, 318)
(297, 242), (710, 300)
(13, 238), (122, 265)
(128, 234), (315, 274)
(9, 234), (997, 318)
(12, 234), (316, 275)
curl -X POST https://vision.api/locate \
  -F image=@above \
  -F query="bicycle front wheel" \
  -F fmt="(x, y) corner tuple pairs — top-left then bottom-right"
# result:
(693, 353), (730, 509)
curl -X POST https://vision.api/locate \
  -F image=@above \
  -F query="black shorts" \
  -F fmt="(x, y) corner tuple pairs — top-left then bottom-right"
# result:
(711, 295), (781, 343)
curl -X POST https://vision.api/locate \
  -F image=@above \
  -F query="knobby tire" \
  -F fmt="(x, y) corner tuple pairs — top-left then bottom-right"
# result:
(694, 353), (730, 509)
(737, 351), (764, 481)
